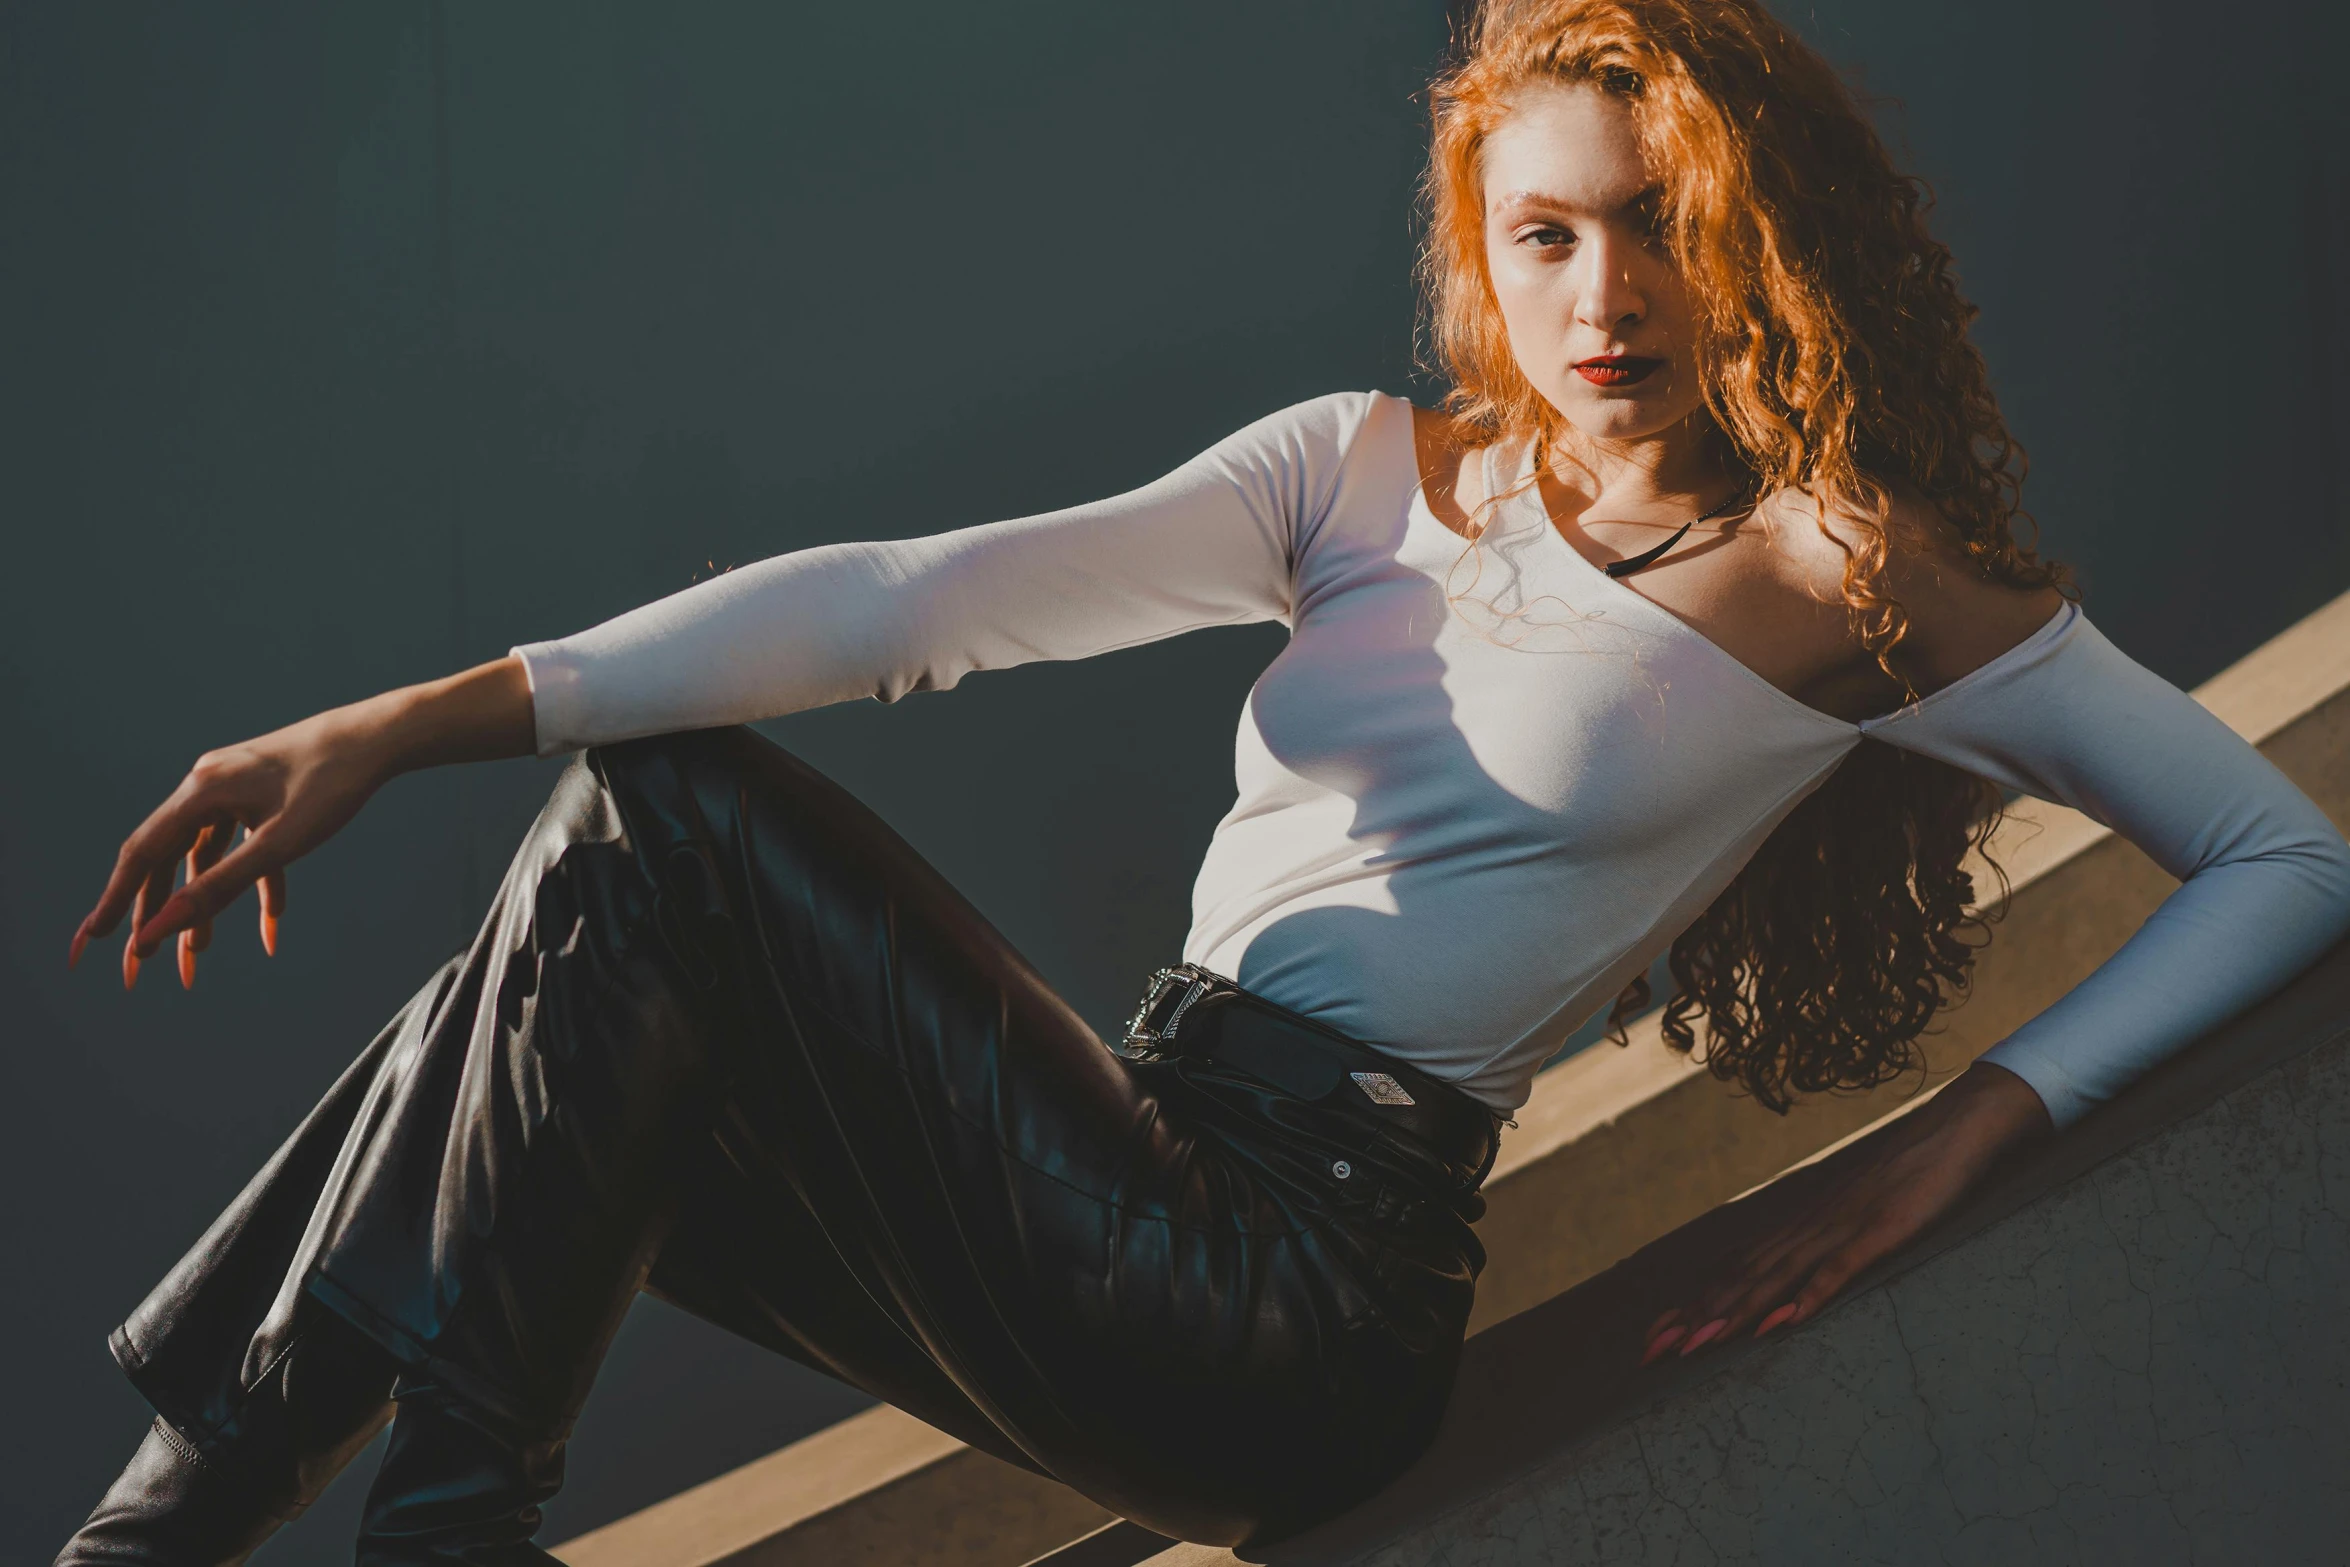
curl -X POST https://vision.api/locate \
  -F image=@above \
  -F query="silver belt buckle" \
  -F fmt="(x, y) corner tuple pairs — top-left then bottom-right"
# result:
(1120, 963), (1219, 1060)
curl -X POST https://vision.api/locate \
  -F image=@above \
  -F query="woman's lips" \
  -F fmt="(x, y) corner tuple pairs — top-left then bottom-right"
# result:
(1573, 356), (1663, 387)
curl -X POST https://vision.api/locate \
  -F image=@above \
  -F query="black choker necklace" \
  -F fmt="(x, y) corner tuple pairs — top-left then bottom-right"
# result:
(1604, 487), (1755, 579)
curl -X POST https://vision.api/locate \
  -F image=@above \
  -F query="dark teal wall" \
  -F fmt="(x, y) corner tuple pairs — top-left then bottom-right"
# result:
(3, 2), (2342, 1559)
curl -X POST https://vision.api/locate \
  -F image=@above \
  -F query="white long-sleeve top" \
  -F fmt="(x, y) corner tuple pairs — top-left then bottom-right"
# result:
(515, 392), (2350, 1123)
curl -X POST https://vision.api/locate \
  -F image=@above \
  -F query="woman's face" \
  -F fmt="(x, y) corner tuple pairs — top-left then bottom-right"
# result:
(1482, 81), (1707, 447)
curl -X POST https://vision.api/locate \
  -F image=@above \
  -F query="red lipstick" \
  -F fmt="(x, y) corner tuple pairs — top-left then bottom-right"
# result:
(1573, 355), (1662, 387)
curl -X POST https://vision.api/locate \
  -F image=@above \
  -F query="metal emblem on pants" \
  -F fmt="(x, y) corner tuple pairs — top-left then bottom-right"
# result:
(1349, 1071), (1416, 1106)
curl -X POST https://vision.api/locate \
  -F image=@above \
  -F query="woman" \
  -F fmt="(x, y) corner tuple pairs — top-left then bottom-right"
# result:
(57, 0), (2350, 1560)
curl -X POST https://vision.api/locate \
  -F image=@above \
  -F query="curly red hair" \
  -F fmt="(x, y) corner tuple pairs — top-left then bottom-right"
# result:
(1423, 0), (2072, 1110)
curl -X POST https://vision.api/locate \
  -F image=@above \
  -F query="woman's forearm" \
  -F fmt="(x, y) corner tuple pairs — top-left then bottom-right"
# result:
(342, 656), (538, 781)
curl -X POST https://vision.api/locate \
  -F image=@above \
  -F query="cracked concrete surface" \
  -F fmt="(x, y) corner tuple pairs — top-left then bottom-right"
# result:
(1345, 1034), (2350, 1566)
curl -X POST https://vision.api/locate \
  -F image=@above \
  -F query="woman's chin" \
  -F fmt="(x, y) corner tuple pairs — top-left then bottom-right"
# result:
(1546, 394), (1695, 447)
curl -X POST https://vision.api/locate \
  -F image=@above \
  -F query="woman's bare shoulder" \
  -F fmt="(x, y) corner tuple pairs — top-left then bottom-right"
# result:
(1883, 485), (2067, 683)
(1758, 478), (2067, 694)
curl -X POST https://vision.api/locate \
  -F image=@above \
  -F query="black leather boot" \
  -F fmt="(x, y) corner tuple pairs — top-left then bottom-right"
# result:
(355, 1380), (566, 1566)
(56, 1308), (401, 1566)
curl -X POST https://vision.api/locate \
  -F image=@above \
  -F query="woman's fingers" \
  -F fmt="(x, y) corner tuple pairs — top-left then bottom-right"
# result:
(1639, 1221), (1807, 1365)
(1638, 1189), (1891, 1366)
(1661, 1184), (1954, 1363)
(78, 824), (176, 967)
(1639, 1302), (1700, 1365)
(1671, 1221), (1823, 1337)
(187, 822), (232, 951)
(175, 821), (235, 988)
(1641, 1235), (1835, 1365)
(76, 774), (224, 960)
(1640, 1238), (1791, 1363)
(1706, 1228), (1858, 1347)
(259, 866), (286, 956)
(124, 853), (179, 990)
(1727, 1233), (1882, 1349)
(132, 829), (283, 958)
(181, 836), (207, 983)
(1782, 1216), (1912, 1326)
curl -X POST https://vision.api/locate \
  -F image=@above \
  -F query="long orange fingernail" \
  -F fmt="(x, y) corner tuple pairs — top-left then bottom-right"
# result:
(70, 926), (89, 969)
(1640, 1325), (1687, 1366)
(178, 930), (197, 990)
(1754, 1303), (1799, 1339)
(1679, 1318), (1729, 1356)
(262, 910), (279, 957)
(122, 940), (141, 991)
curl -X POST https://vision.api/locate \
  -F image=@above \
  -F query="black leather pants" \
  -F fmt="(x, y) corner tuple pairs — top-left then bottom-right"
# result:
(106, 728), (1487, 1548)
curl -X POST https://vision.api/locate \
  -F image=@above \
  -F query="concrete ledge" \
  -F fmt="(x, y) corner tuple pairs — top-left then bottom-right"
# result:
(554, 1404), (1113, 1567)
(1142, 931), (2350, 1564)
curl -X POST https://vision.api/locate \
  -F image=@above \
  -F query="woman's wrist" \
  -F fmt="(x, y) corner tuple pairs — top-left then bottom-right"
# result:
(1931, 1059), (2055, 1153)
(337, 657), (538, 783)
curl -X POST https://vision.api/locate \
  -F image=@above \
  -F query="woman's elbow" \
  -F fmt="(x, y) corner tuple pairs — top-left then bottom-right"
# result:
(2296, 827), (2350, 936)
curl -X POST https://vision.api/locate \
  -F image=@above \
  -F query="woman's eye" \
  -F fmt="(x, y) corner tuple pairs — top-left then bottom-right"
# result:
(1519, 225), (1573, 250)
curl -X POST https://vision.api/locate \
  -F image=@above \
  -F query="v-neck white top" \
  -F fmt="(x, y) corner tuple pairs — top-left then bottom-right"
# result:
(516, 391), (2350, 1124)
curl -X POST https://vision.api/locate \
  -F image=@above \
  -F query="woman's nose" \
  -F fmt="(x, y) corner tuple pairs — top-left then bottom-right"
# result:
(1571, 235), (1647, 333)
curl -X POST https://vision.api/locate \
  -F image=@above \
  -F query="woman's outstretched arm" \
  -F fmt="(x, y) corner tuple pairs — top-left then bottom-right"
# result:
(75, 391), (1382, 990)
(1641, 594), (2350, 1365)
(71, 655), (535, 990)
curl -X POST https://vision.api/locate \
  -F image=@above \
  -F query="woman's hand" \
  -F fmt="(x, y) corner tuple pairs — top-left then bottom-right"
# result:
(1639, 1062), (2053, 1364)
(70, 656), (538, 990)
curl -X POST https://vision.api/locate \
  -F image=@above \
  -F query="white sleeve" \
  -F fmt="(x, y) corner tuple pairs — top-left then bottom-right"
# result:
(510, 392), (1381, 755)
(1863, 603), (2350, 1127)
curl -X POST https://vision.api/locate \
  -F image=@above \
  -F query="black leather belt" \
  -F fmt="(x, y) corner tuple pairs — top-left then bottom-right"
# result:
(1117, 965), (1503, 1192)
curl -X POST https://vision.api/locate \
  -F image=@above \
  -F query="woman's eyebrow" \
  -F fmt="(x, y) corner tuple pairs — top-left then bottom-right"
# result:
(1490, 182), (1664, 216)
(1491, 187), (1579, 213)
